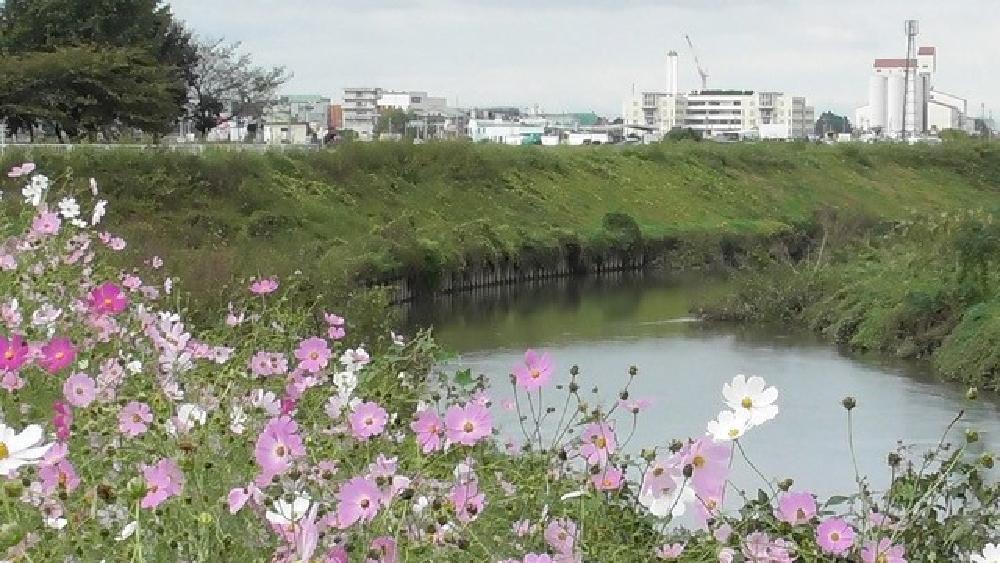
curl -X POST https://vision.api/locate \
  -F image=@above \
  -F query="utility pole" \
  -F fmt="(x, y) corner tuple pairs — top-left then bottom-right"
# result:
(0, 121), (7, 158)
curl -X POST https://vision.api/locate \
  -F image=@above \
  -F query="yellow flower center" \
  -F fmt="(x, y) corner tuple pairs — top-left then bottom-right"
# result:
(594, 436), (607, 449)
(530, 369), (541, 379)
(796, 508), (806, 520)
(0, 441), (8, 460)
(692, 455), (706, 468)
(365, 417), (374, 426)
(463, 422), (474, 433)
(876, 555), (888, 563)
(3, 349), (13, 360)
(728, 428), (740, 438)
(103, 297), (113, 307)
(741, 397), (753, 409)
(830, 532), (840, 542)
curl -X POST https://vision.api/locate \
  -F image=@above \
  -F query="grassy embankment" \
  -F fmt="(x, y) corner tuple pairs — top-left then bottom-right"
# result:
(5, 141), (1000, 307)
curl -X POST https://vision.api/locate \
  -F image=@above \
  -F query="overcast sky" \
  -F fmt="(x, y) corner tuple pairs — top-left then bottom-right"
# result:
(167, 0), (998, 119)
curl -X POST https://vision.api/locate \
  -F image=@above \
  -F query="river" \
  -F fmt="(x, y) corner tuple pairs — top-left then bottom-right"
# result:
(404, 273), (1000, 499)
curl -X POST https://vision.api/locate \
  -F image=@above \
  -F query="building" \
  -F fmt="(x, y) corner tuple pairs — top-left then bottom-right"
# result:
(261, 122), (312, 145)
(377, 91), (448, 116)
(328, 105), (343, 130)
(466, 119), (545, 144)
(343, 87), (382, 140)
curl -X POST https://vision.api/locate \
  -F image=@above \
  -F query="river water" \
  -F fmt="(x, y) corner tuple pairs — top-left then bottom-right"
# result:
(404, 273), (1000, 499)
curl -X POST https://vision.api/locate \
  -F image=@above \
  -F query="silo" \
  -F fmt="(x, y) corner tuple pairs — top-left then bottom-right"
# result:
(886, 74), (905, 138)
(911, 76), (925, 133)
(868, 75), (888, 129)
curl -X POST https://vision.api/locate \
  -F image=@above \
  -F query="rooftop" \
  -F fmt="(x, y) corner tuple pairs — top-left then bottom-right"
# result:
(918, 46), (936, 55)
(874, 58), (917, 68)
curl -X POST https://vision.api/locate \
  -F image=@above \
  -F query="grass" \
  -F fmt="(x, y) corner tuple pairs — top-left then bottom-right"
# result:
(4, 140), (1000, 307)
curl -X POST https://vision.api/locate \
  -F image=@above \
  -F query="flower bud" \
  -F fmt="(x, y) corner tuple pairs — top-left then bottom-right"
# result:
(981, 454), (994, 469)
(966, 429), (980, 444)
(841, 396), (856, 411)
(778, 479), (794, 492)
(628, 365), (638, 376)
(569, 365), (579, 376)
(682, 464), (693, 478)
(619, 390), (629, 401)
(966, 387), (979, 401)
(887, 452), (902, 468)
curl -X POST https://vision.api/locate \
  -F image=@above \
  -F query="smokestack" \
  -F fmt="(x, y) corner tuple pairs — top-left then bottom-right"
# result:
(667, 51), (679, 97)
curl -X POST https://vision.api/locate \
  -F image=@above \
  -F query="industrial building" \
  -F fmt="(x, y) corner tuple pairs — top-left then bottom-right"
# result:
(855, 22), (976, 138)
(622, 51), (814, 141)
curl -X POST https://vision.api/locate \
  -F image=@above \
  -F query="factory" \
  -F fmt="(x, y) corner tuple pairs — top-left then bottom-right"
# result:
(854, 21), (976, 139)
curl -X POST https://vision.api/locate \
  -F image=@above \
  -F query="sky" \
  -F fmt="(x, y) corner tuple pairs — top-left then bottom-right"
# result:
(167, 0), (998, 120)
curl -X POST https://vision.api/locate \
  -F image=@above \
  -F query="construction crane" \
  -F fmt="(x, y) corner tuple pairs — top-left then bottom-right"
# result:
(684, 34), (709, 91)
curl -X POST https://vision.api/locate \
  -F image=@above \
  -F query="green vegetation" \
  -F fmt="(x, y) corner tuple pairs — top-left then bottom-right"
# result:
(703, 210), (1000, 390)
(5, 141), (1000, 306)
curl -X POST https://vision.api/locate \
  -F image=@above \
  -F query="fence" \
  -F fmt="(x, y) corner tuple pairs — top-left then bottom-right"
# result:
(0, 142), (324, 157)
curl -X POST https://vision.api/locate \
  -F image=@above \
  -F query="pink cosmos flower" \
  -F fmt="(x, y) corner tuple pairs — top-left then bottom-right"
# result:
(522, 555), (553, 563)
(249, 277), (279, 295)
(7, 162), (35, 178)
(119, 401), (153, 437)
(0, 333), (29, 372)
(52, 400), (73, 440)
(655, 543), (685, 560)
(40, 337), (76, 374)
(62, 373), (96, 408)
(87, 282), (128, 316)
(326, 547), (349, 563)
(367, 536), (397, 563)
(450, 481), (486, 523)
(122, 275), (142, 290)
(254, 416), (306, 483)
(445, 403), (493, 446)
(579, 422), (616, 466)
(861, 538), (906, 563)
(816, 518), (855, 556)
(31, 212), (61, 236)
(678, 437), (730, 495)
(325, 313), (346, 340)
(775, 490), (817, 525)
(227, 483), (263, 514)
(38, 458), (80, 494)
(294, 337), (330, 373)
(336, 477), (382, 528)
(349, 401), (388, 440)
(411, 409), (443, 453)
(619, 397), (653, 413)
(513, 349), (553, 391)
(249, 351), (288, 377)
(141, 458), (184, 509)
(591, 467), (624, 491)
(544, 518), (577, 555)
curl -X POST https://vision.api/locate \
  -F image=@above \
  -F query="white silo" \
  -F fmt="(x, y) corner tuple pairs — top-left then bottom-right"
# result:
(868, 75), (888, 129)
(886, 73), (905, 137)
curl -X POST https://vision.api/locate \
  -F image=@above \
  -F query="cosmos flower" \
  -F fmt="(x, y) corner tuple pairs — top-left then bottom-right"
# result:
(88, 282), (129, 316)
(513, 349), (553, 391)
(295, 337), (331, 373)
(62, 373), (96, 408)
(40, 337), (76, 374)
(0, 422), (52, 475)
(249, 277), (279, 295)
(140, 458), (184, 509)
(349, 401), (388, 440)
(722, 374), (779, 427)
(410, 408), (443, 453)
(815, 518), (855, 556)
(118, 401), (153, 437)
(775, 490), (817, 525)
(579, 422), (616, 466)
(706, 409), (751, 441)
(336, 477), (383, 528)
(861, 538), (906, 563)
(445, 403), (493, 447)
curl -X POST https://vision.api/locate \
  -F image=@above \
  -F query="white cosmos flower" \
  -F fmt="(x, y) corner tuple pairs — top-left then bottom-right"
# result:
(265, 494), (311, 529)
(638, 475), (697, 518)
(0, 422), (53, 475)
(332, 370), (358, 399)
(58, 197), (80, 219)
(229, 405), (247, 435)
(22, 175), (48, 207)
(176, 403), (207, 429)
(92, 200), (107, 225)
(972, 544), (1000, 563)
(706, 409), (752, 441)
(44, 516), (68, 530)
(116, 521), (138, 541)
(722, 374), (779, 427)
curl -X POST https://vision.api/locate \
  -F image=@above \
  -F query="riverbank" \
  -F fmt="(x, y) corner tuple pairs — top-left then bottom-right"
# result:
(4, 141), (1000, 306)
(701, 209), (1000, 390)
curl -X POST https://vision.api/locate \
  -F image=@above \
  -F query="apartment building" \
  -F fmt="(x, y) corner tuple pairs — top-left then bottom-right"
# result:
(343, 87), (382, 140)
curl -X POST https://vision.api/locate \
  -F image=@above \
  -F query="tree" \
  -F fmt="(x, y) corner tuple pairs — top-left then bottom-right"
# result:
(814, 111), (852, 137)
(0, 0), (196, 138)
(187, 38), (291, 136)
(375, 108), (416, 138)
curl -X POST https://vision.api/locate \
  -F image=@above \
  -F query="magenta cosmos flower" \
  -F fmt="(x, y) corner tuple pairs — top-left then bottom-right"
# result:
(677, 437), (730, 495)
(579, 422), (617, 466)
(450, 481), (486, 523)
(861, 538), (906, 563)
(52, 400), (72, 440)
(294, 337), (330, 373)
(40, 337), (76, 374)
(254, 416), (306, 483)
(349, 401), (388, 440)
(816, 518), (855, 556)
(410, 409), (443, 453)
(0, 333), (30, 372)
(31, 212), (61, 236)
(249, 277), (279, 295)
(336, 476), (383, 528)
(591, 467), (624, 491)
(88, 282), (129, 316)
(775, 490), (817, 525)
(445, 403), (493, 446)
(118, 401), (153, 437)
(141, 458), (184, 509)
(367, 536), (397, 563)
(513, 349), (553, 391)
(62, 373), (96, 408)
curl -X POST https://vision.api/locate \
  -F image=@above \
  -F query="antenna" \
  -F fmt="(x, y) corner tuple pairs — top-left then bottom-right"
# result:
(902, 19), (919, 141)
(684, 34), (709, 91)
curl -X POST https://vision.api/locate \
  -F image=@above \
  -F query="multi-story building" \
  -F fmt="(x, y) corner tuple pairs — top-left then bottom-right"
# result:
(621, 92), (685, 137)
(377, 91), (448, 116)
(343, 87), (382, 140)
(466, 118), (545, 144)
(327, 105), (343, 131)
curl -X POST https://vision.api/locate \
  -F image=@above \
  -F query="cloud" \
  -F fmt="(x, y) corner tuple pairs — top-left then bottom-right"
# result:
(167, 0), (999, 118)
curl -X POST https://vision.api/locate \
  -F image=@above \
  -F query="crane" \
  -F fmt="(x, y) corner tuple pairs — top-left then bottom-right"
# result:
(684, 34), (709, 91)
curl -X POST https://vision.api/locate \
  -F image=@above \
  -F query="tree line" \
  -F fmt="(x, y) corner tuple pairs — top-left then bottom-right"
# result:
(0, 0), (290, 141)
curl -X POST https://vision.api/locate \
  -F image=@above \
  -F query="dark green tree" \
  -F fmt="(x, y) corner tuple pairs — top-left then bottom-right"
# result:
(814, 111), (852, 136)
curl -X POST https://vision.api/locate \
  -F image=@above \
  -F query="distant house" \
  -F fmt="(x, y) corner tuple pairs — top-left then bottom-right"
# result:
(262, 122), (312, 145)
(466, 119), (545, 144)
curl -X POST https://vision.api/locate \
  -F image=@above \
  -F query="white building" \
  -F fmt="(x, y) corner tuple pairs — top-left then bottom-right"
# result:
(856, 44), (974, 137)
(377, 91), (448, 116)
(466, 119), (544, 144)
(343, 87), (382, 140)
